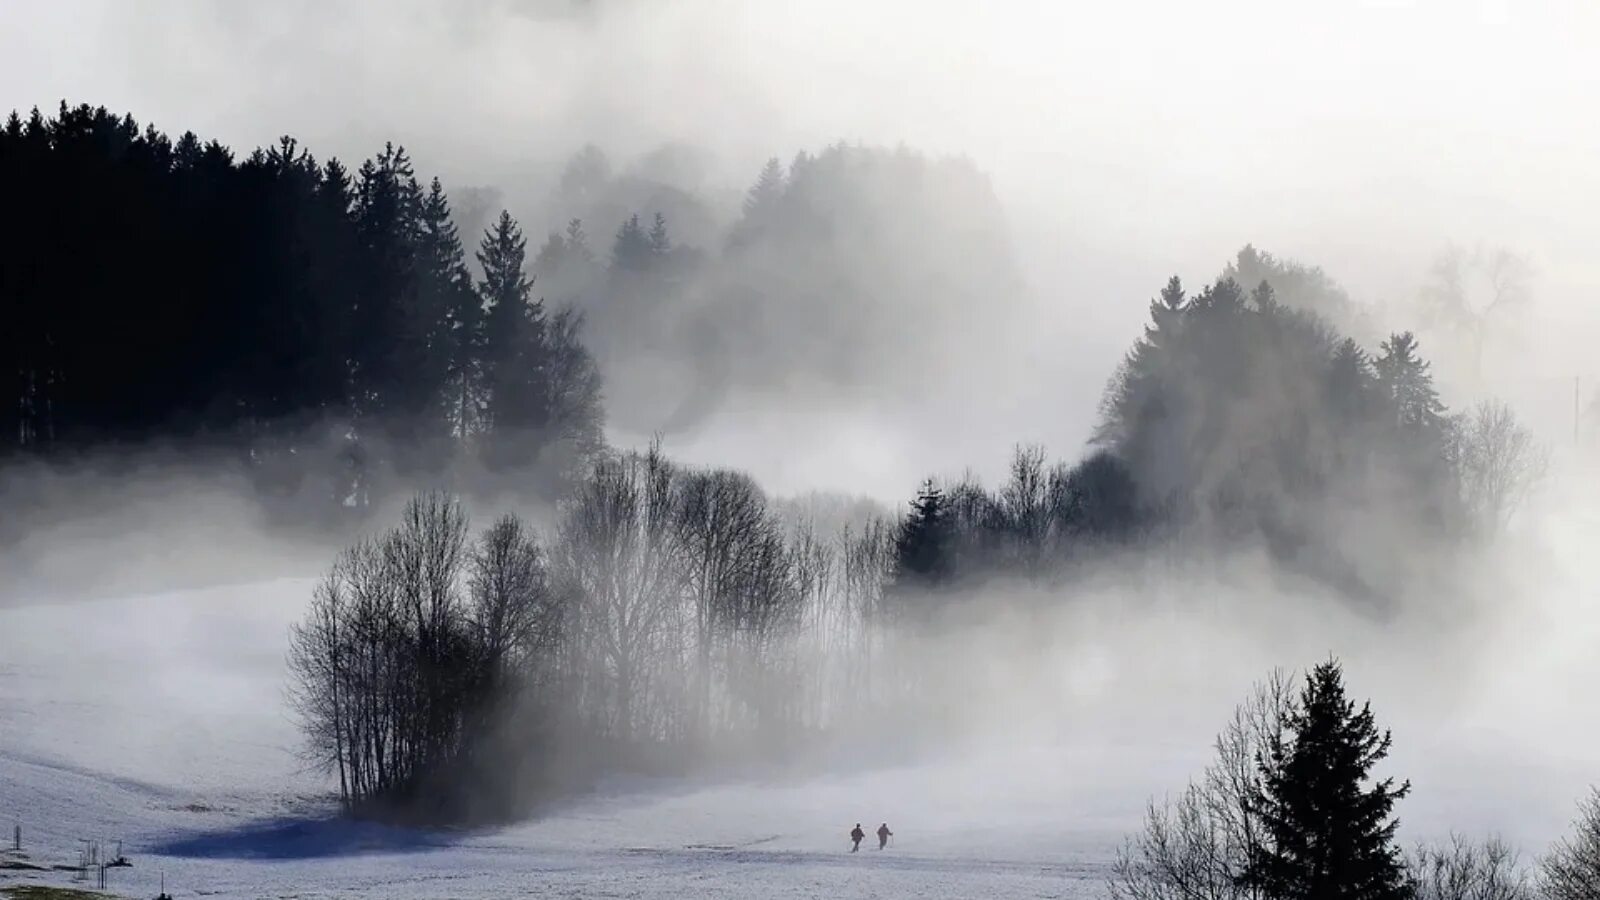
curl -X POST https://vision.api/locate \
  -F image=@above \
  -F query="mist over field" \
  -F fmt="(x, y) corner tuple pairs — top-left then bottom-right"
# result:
(2, 2), (1599, 898)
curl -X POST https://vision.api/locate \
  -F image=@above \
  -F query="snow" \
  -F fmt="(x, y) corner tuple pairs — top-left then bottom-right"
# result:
(3, 515), (1597, 900)
(0, 580), (1128, 898)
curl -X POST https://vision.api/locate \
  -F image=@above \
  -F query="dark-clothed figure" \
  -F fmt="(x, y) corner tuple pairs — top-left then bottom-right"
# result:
(877, 823), (893, 850)
(849, 824), (865, 852)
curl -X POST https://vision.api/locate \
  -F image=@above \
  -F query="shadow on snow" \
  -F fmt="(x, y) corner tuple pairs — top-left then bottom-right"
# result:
(151, 816), (469, 860)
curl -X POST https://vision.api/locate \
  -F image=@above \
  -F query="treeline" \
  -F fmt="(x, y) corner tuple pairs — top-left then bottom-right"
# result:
(0, 103), (601, 508)
(1111, 659), (1599, 900)
(290, 457), (903, 821)
(885, 268), (1544, 604)
(529, 142), (1020, 432)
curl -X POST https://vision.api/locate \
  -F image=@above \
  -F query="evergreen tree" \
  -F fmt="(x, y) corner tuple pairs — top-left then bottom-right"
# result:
(417, 177), (481, 440)
(1095, 275), (1187, 447)
(477, 211), (547, 463)
(351, 143), (428, 427)
(892, 479), (955, 590)
(1242, 661), (1412, 900)
(564, 218), (593, 265)
(1374, 332), (1444, 432)
(534, 230), (567, 278)
(611, 213), (651, 272)
(648, 212), (671, 259)
(743, 157), (786, 217)
(1327, 338), (1376, 423)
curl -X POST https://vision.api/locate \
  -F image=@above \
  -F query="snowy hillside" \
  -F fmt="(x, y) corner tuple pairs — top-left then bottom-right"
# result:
(0, 580), (1135, 898)
(3, 499), (1597, 900)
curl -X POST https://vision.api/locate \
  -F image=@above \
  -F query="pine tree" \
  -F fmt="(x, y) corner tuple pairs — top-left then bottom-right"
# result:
(564, 218), (593, 264)
(893, 479), (955, 590)
(1374, 332), (1444, 432)
(1242, 661), (1412, 900)
(534, 230), (567, 278)
(1327, 338), (1376, 422)
(1095, 275), (1187, 446)
(416, 177), (481, 441)
(351, 143), (428, 427)
(478, 211), (547, 463)
(743, 157), (786, 217)
(611, 213), (651, 272)
(648, 212), (671, 259)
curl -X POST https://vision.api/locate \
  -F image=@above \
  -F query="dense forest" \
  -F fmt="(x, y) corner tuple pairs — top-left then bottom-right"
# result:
(0, 103), (603, 512)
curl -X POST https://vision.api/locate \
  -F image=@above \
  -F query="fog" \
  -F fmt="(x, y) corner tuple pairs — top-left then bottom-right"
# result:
(3, 0), (1600, 889)
(8, 0), (1598, 496)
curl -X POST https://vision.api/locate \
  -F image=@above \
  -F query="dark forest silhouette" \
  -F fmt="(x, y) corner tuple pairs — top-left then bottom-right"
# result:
(0, 103), (602, 513)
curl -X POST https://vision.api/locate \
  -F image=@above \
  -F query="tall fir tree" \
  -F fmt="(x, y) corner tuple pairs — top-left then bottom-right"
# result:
(1374, 332), (1444, 433)
(893, 479), (956, 592)
(743, 157), (786, 217)
(351, 143), (428, 427)
(416, 177), (481, 441)
(563, 218), (593, 264)
(611, 213), (651, 272)
(478, 210), (547, 463)
(1096, 275), (1187, 446)
(648, 211), (671, 259)
(1242, 661), (1412, 900)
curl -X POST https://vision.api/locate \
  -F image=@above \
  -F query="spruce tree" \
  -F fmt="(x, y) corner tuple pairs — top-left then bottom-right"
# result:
(648, 212), (671, 259)
(611, 213), (651, 272)
(416, 177), (481, 441)
(1374, 332), (1445, 433)
(477, 211), (547, 464)
(1095, 275), (1186, 446)
(563, 218), (593, 264)
(893, 479), (956, 589)
(1242, 660), (1412, 900)
(743, 157), (786, 217)
(1327, 338), (1376, 423)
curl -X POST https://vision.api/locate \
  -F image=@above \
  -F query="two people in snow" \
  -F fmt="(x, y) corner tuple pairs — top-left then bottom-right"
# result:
(849, 823), (892, 852)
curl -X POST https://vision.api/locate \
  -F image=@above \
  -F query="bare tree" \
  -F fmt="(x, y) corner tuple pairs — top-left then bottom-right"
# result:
(1109, 670), (1293, 900)
(552, 444), (688, 743)
(467, 515), (551, 681)
(1410, 834), (1533, 900)
(677, 468), (769, 739)
(1542, 789), (1600, 900)
(1454, 400), (1546, 535)
(999, 443), (1051, 570)
(1420, 245), (1532, 382)
(288, 565), (352, 807)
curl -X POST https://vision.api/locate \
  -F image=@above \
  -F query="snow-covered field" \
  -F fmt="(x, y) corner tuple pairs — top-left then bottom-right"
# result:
(0, 579), (1143, 899)
(3, 477), (1596, 900)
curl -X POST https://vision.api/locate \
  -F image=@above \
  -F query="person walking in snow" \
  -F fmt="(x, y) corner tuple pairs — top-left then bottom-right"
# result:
(849, 823), (865, 852)
(876, 823), (892, 850)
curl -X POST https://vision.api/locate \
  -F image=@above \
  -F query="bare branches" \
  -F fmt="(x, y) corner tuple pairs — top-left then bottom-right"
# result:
(1410, 834), (1533, 900)
(1109, 670), (1293, 900)
(1453, 400), (1546, 535)
(1420, 245), (1533, 380)
(1542, 789), (1600, 900)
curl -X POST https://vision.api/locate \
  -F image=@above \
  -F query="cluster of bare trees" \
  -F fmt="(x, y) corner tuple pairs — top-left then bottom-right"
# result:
(288, 495), (558, 816)
(290, 448), (902, 819)
(548, 445), (896, 753)
(1111, 667), (1600, 900)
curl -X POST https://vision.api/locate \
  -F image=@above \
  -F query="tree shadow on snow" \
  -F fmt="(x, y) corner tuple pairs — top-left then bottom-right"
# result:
(151, 816), (468, 860)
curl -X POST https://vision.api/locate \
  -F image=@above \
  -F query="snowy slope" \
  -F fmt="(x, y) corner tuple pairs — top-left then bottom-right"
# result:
(0, 579), (1132, 898)
(3, 499), (1598, 900)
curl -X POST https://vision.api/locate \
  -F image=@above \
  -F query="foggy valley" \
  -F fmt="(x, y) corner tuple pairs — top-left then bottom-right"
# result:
(2, 2), (1599, 899)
